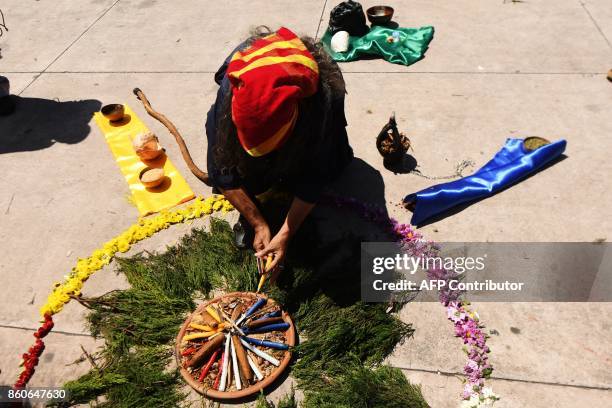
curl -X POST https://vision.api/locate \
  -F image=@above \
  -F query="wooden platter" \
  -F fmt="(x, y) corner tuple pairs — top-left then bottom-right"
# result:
(175, 292), (295, 400)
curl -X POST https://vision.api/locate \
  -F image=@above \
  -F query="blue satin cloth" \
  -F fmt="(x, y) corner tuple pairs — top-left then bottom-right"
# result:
(403, 138), (567, 226)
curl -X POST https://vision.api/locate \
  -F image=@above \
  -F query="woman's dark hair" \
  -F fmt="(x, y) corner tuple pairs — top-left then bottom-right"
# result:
(213, 26), (345, 180)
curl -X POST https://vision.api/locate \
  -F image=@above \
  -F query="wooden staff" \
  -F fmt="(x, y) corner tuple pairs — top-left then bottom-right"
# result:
(133, 87), (210, 185)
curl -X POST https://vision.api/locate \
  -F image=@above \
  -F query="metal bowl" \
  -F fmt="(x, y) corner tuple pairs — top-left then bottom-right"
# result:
(367, 6), (394, 25)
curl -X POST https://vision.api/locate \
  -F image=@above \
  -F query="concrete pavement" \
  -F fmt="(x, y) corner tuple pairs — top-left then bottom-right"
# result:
(1, 0), (611, 406)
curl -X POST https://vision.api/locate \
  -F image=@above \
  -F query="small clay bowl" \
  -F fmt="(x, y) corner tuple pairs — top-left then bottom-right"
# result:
(367, 6), (394, 25)
(136, 146), (164, 161)
(101, 103), (125, 122)
(139, 167), (165, 188)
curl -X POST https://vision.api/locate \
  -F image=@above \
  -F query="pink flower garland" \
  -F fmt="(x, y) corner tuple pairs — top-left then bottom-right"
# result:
(447, 301), (498, 406)
(324, 194), (498, 406)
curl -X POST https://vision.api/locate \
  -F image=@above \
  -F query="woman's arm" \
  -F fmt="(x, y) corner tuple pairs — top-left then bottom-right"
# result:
(220, 187), (271, 251)
(256, 196), (315, 279)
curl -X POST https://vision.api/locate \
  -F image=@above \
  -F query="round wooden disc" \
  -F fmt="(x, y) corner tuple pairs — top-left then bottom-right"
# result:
(175, 292), (295, 400)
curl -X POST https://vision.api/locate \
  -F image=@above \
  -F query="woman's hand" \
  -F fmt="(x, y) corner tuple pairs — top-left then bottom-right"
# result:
(255, 197), (316, 284)
(255, 230), (290, 283)
(253, 223), (271, 252)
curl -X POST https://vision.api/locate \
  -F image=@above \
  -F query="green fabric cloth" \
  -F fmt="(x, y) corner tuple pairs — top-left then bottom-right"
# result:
(321, 25), (434, 66)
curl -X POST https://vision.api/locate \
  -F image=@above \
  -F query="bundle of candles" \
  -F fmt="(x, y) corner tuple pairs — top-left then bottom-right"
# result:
(176, 293), (294, 398)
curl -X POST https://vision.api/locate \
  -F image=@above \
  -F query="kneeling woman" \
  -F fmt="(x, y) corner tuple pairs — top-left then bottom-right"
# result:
(206, 27), (353, 278)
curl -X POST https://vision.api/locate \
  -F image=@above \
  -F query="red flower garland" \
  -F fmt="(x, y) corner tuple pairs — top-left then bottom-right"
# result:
(14, 314), (54, 389)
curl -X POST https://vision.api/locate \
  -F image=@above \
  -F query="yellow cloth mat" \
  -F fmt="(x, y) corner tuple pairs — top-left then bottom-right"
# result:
(94, 104), (195, 216)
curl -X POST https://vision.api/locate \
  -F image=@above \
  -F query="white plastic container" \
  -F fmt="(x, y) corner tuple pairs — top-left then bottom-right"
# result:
(330, 31), (350, 53)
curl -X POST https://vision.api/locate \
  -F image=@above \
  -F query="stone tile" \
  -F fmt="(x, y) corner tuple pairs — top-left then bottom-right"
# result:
(319, 0), (612, 73)
(0, 72), (230, 333)
(475, 302), (612, 388)
(390, 302), (612, 389)
(1, 73), (38, 95)
(1, 2), (611, 403)
(401, 369), (458, 408)
(386, 303), (466, 374)
(581, 0), (612, 52)
(0, 327), (102, 387)
(401, 369), (612, 408)
(335, 73), (612, 241)
(51, 0), (327, 72)
(0, 0), (118, 71)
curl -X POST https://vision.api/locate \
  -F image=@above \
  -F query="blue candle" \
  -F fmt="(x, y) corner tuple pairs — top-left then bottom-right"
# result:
(262, 310), (281, 319)
(245, 323), (290, 334)
(244, 297), (267, 318)
(242, 311), (282, 328)
(241, 336), (289, 350)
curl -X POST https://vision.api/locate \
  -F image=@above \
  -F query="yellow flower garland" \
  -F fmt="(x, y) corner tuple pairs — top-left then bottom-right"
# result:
(40, 195), (234, 317)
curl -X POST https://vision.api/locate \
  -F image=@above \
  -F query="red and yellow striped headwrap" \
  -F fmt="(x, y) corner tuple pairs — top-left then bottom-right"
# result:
(227, 27), (319, 157)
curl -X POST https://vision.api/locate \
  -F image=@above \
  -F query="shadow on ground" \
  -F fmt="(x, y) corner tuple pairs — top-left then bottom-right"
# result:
(259, 157), (395, 307)
(0, 96), (101, 154)
(331, 157), (388, 210)
(384, 153), (418, 174)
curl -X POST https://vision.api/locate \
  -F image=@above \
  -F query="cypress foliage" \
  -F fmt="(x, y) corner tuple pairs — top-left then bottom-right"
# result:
(256, 389), (298, 408)
(61, 347), (183, 407)
(301, 360), (428, 408)
(60, 217), (428, 407)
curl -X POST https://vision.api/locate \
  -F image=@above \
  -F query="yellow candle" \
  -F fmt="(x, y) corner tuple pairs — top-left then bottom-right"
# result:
(189, 323), (214, 332)
(183, 331), (217, 341)
(205, 306), (221, 323)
